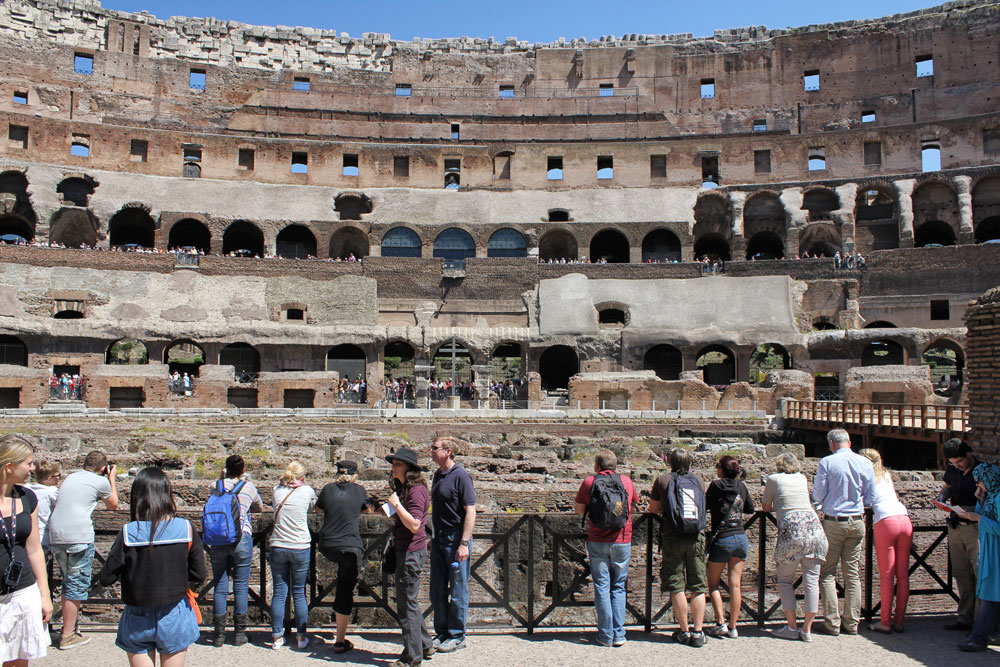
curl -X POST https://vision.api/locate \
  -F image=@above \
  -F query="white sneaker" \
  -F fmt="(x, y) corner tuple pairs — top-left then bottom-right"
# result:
(772, 625), (801, 641)
(271, 636), (285, 649)
(297, 635), (309, 649)
(727, 626), (739, 639)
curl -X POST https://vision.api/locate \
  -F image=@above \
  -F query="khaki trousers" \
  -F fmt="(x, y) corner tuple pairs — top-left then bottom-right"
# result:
(819, 517), (865, 633)
(948, 522), (980, 625)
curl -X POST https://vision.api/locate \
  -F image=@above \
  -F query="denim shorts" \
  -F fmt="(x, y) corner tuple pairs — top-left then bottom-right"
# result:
(51, 543), (95, 601)
(708, 533), (750, 563)
(115, 598), (200, 655)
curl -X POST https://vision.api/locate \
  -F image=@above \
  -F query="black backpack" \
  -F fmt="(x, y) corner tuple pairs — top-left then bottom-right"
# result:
(587, 473), (629, 531)
(664, 472), (706, 534)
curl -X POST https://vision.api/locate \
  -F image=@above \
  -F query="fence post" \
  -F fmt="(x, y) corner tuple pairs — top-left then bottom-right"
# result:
(645, 515), (654, 633)
(527, 515), (535, 634)
(757, 513), (767, 627)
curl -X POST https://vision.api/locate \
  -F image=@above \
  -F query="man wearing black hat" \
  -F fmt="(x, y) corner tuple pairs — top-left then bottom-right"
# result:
(316, 460), (369, 654)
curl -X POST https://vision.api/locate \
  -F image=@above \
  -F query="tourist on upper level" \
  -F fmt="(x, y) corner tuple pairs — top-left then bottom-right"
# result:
(812, 428), (877, 637)
(316, 460), (373, 655)
(48, 449), (119, 650)
(859, 448), (913, 633)
(704, 455), (754, 640)
(429, 436), (476, 653)
(208, 455), (262, 648)
(955, 462), (1000, 652)
(98, 467), (205, 667)
(648, 447), (708, 647)
(573, 449), (638, 647)
(268, 460), (317, 650)
(762, 453), (828, 642)
(0, 435), (53, 665)
(385, 447), (434, 667)
(940, 438), (981, 631)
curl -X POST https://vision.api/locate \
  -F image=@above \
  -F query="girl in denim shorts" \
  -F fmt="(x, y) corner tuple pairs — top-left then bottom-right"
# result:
(99, 468), (207, 666)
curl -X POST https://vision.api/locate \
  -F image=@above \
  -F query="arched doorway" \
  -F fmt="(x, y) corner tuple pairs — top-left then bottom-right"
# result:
(538, 229), (577, 262)
(745, 232), (785, 260)
(749, 343), (791, 383)
(487, 228), (527, 258)
(329, 227), (369, 260)
(163, 340), (205, 376)
(0, 215), (34, 244)
(222, 220), (264, 257)
(641, 229), (681, 263)
(539, 345), (579, 390)
(696, 345), (736, 386)
(108, 207), (155, 249)
(589, 229), (629, 263)
(433, 228), (476, 262)
(0, 335), (28, 366)
(383, 341), (416, 380)
(219, 343), (260, 382)
(167, 218), (211, 253)
(381, 227), (422, 258)
(862, 340), (905, 366)
(0, 171), (37, 242)
(975, 216), (1000, 244)
(106, 339), (148, 365)
(914, 220), (956, 247)
(433, 341), (473, 385)
(276, 224), (317, 259)
(694, 234), (730, 261)
(799, 223), (841, 257)
(643, 344), (682, 380)
(326, 344), (366, 379)
(48, 208), (98, 248)
(922, 340), (965, 395)
(491, 342), (523, 383)
(802, 189), (839, 222)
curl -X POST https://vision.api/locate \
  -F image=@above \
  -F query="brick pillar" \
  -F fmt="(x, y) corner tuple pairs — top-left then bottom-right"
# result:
(965, 287), (1000, 462)
(954, 175), (975, 244)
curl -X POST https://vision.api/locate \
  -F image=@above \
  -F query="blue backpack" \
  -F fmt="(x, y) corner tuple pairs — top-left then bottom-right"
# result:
(202, 479), (246, 547)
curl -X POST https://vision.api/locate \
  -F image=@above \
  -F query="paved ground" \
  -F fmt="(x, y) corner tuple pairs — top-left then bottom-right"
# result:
(33, 616), (998, 666)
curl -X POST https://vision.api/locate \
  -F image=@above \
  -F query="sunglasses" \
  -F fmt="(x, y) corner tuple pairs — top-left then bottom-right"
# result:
(430, 445), (447, 452)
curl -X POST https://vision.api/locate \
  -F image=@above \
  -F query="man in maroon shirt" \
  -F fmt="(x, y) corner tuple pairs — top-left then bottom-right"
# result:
(575, 449), (639, 647)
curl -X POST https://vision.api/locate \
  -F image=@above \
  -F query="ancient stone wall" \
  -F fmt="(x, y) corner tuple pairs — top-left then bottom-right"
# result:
(965, 286), (1000, 461)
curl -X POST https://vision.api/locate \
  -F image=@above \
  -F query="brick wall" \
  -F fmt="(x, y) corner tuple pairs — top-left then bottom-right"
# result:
(965, 286), (1000, 462)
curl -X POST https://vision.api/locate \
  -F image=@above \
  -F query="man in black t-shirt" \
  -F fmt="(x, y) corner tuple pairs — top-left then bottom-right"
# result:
(940, 439), (980, 631)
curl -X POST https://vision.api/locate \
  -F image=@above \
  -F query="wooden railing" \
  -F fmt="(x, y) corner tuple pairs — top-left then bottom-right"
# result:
(784, 400), (969, 434)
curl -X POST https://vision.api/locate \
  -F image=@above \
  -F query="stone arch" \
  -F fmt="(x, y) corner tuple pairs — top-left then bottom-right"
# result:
(219, 343), (260, 379)
(694, 234), (730, 261)
(641, 228), (681, 262)
(589, 228), (630, 263)
(862, 340), (906, 366)
(106, 339), (148, 365)
(865, 321), (897, 329)
(491, 341), (524, 382)
(108, 206), (155, 248)
(922, 338), (965, 388)
(643, 344), (682, 380)
(326, 344), (366, 378)
(48, 208), (99, 248)
(538, 228), (578, 261)
(745, 231), (785, 260)
(276, 224), (317, 259)
(487, 228), (527, 258)
(56, 175), (98, 208)
(914, 220), (956, 247)
(694, 193), (732, 261)
(0, 214), (34, 243)
(333, 192), (373, 221)
(0, 334), (28, 366)
(222, 220), (265, 257)
(163, 339), (205, 376)
(432, 339), (477, 382)
(329, 225), (369, 260)
(433, 227), (476, 261)
(696, 344), (736, 386)
(0, 171), (37, 240)
(912, 180), (959, 238)
(799, 222), (842, 257)
(812, 318), (838, 331)
(855, 184), (897, 220)
(972, 175), (1000, 243)
(539, 345), (579, 390)
(384, 340), (416, 380)
(749, 343), (791, 382)
(380, 226), (422, 258)
(167, 218), (211, 253)
(802, 187), (839, 222)
(744, 192), (787, 259)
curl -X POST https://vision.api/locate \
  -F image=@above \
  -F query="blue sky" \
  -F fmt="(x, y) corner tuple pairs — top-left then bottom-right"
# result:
(101, 1), (939, 43)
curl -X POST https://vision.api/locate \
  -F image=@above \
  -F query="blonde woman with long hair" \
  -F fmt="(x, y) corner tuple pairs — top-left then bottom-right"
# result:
(0, 434), (53, 666)
(859, 448), (913, 633)
(268, 460), (317, 649)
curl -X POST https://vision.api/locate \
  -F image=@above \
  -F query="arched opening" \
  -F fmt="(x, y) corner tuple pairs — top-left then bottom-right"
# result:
(220, 343), (260, 382)
(433, 228), (476, 261)
(855, 187), (896, 221)
(381, 227), (422, 258)
(326, 344), (366, 379)
(167, 218), (211, 253)
(862, 340), (905, 366)
(0, 335), (28, 366)
(589, 229), (630, 263)
(799, 222), (842, 257)
(0, 215), (34, 243)
(0, 171), (37, 241)
(696, 345), (736, 386)
(802, 189), (839, 222)
(48, 208), (98, 248)
(745, 232), (785, 260)
(749, 343), (791, 383)
(812, 319), (838, 331)
(539, 345), (578, 390)
(487, 228), (527, 258)
(276, 224), (317, 259)
(329, 227), (369, 260)
(548, 209), (570, 222)
(597, 307), (627, 328)
(913, 181), (959, 236)
(333, 193), (373, 221)
(444, 173), (460, 190)
(864, 321), (897, 329)
(973, 176), (1000, 241)
(433, 340), (472, 383)
(108, 207), (155, 249)
(922, 340), (964, 395)
(643, 344), (682, 381)
(641, 229), (682, 263)
(56, 177), (97, 207)
(538, 229), (578, 262)
(914, 220), (956, 247)
(106, 339), (148, 365)
(491, 342), (523, 383)
(693, 234), (730, 261)
(53, 310), (84, 319)
(221, 220), (265, 257)
(383, 341), (416, 380)
(975, 216), (1000, 244)
(163, 340), (205, 376)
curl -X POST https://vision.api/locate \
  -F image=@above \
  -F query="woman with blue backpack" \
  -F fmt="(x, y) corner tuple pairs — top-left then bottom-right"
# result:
(99, 467), (205, 666)
(203, 455), (261, 648)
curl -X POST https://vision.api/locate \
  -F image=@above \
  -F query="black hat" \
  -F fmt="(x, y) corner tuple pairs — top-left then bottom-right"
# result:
(385, 446), (421, 470)
(336, 460), (358, 475)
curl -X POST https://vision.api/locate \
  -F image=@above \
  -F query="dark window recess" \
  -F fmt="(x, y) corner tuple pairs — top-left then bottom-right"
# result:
(598, 309), (626, 326)
(493, 153), (511, 180)
(394, 156), (410, 177)
(548, 209), (570, 222)
(0, 388), (19, 409)
(650, 154), (667, 178)
(599, 83), (614, 97)
(395, 83), (412, 96)
(189, 69), (206, 90)
(13, 91), (27, 105)
(864, 141), (882, 166)
(130, 139), (148, 162)
(292, 151), (308, 174)
(343, 153), (359, 176)
(227, 388), (258, 408)
(700, 78), (715, 99)
(915, 55), (934, 78)
(283, 389), (315, 409)
(109, 387), (144, 409)
(930, 300), (950, 320)
(754, 150), (771, 174)
(597, 155), (613, 179)
(285, 308), (304, 321)
(862, 111), (876, 124)
(293, 77), (310, 92)
(547, 156), (563, 180)
(444, 158), (461, 172)
(183, 146), (201, 162)
(9, 125), (28, 150)
(984, 128), (1000, 155)
(74, 53), (93, 75)
(701, 155), (719, 186)
(753, 119), (767, 132)
(238, 148), (254, 170)
(450, 124), (460, 140)
(803, 69), (820, 91)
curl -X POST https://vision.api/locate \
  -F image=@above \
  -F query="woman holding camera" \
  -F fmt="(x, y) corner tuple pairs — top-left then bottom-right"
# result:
(385, 447), (434, 667)
(0, 434), (53, 666)
(704, 455), (754, 639)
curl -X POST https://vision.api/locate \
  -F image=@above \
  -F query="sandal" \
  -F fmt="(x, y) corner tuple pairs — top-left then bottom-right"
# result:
(333, 639), (354, 654)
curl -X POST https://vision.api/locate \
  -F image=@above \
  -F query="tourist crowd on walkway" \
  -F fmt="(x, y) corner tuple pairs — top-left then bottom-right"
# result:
(48, 373), (85, 400)
(382, 378), (416, 404)
(337, 376), (367, 403)
(168, 371), (195, 396)
(1, 431), (997, 667)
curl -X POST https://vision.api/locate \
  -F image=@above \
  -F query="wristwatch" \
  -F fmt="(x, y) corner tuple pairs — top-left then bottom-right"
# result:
(460, 539), (470, 546)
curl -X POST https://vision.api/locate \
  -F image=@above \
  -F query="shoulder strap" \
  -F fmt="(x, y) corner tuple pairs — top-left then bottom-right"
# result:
(232, 480), (246, 495)
(273, 486), (299, 524)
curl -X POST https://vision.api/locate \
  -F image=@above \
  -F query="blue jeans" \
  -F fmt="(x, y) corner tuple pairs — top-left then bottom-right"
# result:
(210, 532), (253, 617)
(51, 543), (95, 601)
(970, 599), (999, 646)
(269, 547), (310, 636)
(588, 541), (631, 645)
(429, 532), (471, 641)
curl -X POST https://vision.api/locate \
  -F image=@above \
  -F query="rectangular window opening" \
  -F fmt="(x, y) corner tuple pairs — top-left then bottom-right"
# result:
(182, 146), (202, 162)
(547, 156), (563, 180)
(921, 142), (941, 172)
(238, 148), (255, 170)
(930, 299), (950, 320)
(395, 83), (412, 97)
(292, 151), (308, 174)
(650, 154), (666, 178)
(494, 154), (511, 180)
(444, 158), (461, 172)
(803, 70), (820, 91)
(862, 110), (876, 124)
(499, 84), (515, 99)
(752, 119), (767, 132)
(394, 155), (410, 178)
(597, 155), (613, 180)
(983, 128), (1000, 155)
(8, 124), (28, 150)
(70, 134), (90, 158)
(701, 155), (719, 187)
(293, 77), (310, 92)
(599, 83), (614, 97)
(451, 123), (460, 140)
(808, 147), (826, 171)
(343, 153), (359, 176)
(74, 53), (93, 75)
(864, 141), (882, 166)
(189, 68), (206, 91)
(129, 139), (148, 163)
(700, 78), (715, 99)
(754, 149), (771, 174)
(13, 91), (27, 105)
(915, 55), (934, 78)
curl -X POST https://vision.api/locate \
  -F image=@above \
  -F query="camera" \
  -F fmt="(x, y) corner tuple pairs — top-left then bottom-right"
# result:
(103, 462), (115, 476)
(2, 559), (23, 592)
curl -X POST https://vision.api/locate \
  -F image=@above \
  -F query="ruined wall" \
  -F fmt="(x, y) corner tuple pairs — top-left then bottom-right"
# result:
(965, 286), (1000, 462)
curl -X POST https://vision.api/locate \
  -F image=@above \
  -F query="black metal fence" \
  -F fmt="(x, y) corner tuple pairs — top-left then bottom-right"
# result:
(65, 511), (956, 632)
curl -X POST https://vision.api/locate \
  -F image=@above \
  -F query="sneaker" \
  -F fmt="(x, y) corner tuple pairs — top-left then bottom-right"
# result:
(437, 638), (466, 653)
(705, 623), (729, 639)
(612, 638), (626, 647)
(59, 633), (91, 650)
(727, 626), (739, 639)
(672, 630), (692, 644)
(296, 634), (309, 649)
(772, 626), (801, 641)
(424, 645), (437, 658)
(271, 635), (284, 650)
(688, 631), (706, 648)
(799, 632), (813, 643)
(957, 640), (987, 653)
